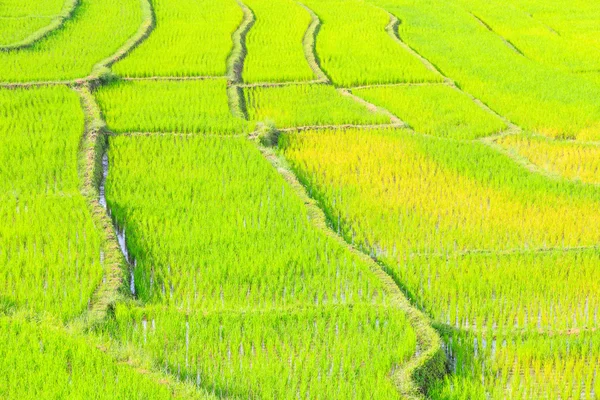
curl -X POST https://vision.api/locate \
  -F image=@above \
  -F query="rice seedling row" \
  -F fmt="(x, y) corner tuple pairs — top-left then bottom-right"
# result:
(241, 0), (315, 83)
(112, 0), (242, 78)
(100, 134), (426, 397)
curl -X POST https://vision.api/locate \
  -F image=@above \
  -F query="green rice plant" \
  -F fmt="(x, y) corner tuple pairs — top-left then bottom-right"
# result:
(301, 0), (439, 87)
(113, 0), (242, 77)
(0, 87), (104, 321)
(105, 304), (416, 399)
(242, 0), (315, 83)
(0, 0), (141, 82)
(95, 80), (249, 134)
(454, 0), (600, 72)
(0, 315), (190, 399)
(497, 133), (600, 184)
(394, 250), (600, 331)
(105, 135), (418, 396)
(106, 135), (389, 310)
(352, 85), (506, 139)
(281, 128), (600, 255)
(0, 0), (64, 16)
(245, 84), (390, 128)
(371, 0), (600, 140)
(497, 0), (600, 62)
(0, 0), (79, 49)
(299, 0), (439, 87)
(430, 329), (600, 399)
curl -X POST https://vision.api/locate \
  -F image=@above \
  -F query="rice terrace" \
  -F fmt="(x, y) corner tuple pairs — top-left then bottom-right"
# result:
(1, 0), (600, 398)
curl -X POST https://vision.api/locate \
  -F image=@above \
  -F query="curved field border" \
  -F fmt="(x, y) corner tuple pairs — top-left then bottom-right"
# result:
(258, 145), (445, 398)
(90, 0), (155, 80)
(0, 0), (79, 51)
(74, 85), (126, 326)
(297, 2), (329, 83)
(0, 0), (155, 87)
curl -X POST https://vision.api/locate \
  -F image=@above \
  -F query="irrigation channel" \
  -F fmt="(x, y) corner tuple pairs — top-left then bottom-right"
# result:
(98, 148), (136, 297)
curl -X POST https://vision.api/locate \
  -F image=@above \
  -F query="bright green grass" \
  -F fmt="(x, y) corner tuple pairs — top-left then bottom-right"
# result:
(352, 85), (506, 139)
(0, 87), (103, 321)
(106, 304), (416, 399)
(371, 0), (600, 140)
(245, 84), (390, 128)
(95, 80), (249, 134)
(0, 0), (141, 82)
(242, 0), (315, 83)
(0, 17), (53, 45)
(302, 0), (440, 87)
(113, 0), (242, 77)
(0, 316), (187, 399)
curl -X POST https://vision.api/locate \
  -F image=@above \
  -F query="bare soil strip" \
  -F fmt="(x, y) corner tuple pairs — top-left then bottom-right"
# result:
(257, 145), (445, 399)
(0, 0), (80, 51)
(297, 2), (330, 83)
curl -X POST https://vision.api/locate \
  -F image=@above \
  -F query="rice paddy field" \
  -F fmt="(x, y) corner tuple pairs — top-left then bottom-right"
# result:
(1, 0), (599, 398)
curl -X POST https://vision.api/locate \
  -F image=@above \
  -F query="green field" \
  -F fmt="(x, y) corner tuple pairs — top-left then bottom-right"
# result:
(1, 0), (599, 398)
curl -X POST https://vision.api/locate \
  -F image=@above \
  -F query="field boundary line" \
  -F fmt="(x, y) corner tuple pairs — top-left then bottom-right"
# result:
(339, 88), (406, 126)
(108, 131), (248, 138)
(89, 0), (155, 80)
(73, 84), (126, 326)
(297, 2), (330, 83)
(0, 0), (80, 51)
(121, 75), (226, 82)
(469, 12), (525, 57)
(257, 145), (445, 399)
(0, 79), (82, 88)
(233, 79), (327, 88)
(90, 334), (219, 399)
(226, 0), (254, 119)
(436, 322), (600, 339)
(384, 12), (445, 83)
(481, 134), (576, 183)
(226, 0), (254, 84)
(406, 244), (600, 260)
(347, 81), (451, 90)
